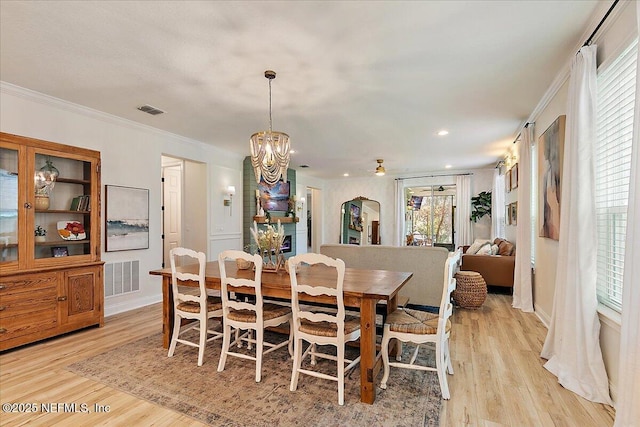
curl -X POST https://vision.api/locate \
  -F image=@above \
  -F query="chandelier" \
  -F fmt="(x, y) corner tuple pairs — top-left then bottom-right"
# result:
(250, 70), (290, 186)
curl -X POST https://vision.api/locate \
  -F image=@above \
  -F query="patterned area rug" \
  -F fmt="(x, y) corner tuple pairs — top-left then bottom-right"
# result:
(67, 330), (441, 426)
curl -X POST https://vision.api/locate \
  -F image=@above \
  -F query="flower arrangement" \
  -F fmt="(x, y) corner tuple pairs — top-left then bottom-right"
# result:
(58, 221), (85, 239)
(35, 225), (47, 237)
(249, 220), (285, 271)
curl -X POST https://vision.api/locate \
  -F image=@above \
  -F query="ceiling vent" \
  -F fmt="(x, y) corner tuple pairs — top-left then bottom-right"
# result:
(137, 104), (165, 115)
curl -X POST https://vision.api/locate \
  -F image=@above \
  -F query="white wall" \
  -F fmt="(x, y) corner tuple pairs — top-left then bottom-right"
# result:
(0, 83), (244, 316)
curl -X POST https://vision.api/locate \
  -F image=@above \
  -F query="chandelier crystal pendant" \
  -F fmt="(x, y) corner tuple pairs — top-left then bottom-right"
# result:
(250, 70), (290, 187)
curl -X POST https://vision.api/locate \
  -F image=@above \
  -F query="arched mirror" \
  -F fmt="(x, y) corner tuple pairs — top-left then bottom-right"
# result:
(340, 197), (380, 245)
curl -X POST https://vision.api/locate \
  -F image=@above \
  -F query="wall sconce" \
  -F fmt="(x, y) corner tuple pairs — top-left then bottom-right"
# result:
(223, 185), (236, 216)
(297, 197), (306, 213)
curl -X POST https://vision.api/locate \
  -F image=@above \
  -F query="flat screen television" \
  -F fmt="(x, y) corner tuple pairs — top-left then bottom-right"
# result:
(258, 179), (290, 212)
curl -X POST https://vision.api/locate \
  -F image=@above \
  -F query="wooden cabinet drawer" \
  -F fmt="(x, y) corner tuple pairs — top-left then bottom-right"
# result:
(0, 273), (59, 343)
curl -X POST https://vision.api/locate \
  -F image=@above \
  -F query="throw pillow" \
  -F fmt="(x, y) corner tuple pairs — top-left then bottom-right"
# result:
(498, 240), (515, 256)
(476, 244), (492, 255)
(467, 239), (491, 254)
(490, 244), (500, 255)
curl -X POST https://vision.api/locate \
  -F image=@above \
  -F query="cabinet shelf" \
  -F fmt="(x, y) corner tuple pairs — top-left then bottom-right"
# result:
(35, 209), (90, 214)
(56, 177), (91, 185)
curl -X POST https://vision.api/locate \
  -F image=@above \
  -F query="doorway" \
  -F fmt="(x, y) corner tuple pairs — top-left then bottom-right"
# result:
(161, 156), (207, 267)
(306, 187), (322, 253)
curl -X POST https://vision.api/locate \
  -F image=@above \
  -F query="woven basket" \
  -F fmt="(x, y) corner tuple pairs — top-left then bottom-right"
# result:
(453, 271), (487, 309)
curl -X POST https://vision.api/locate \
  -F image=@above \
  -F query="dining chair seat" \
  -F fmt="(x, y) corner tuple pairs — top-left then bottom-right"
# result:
(299, 316), (360, 337)
(227, 303), (291, 322)
(177, 296), (223, 314)
(385, 308), (451, 335)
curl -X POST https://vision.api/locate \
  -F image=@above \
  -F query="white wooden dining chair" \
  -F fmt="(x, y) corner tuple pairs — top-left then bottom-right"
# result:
(288, 253), (361, 406)
(217, 250), (293, 382)
(167, 247), (224, 366)
(379, 249), (462, 399)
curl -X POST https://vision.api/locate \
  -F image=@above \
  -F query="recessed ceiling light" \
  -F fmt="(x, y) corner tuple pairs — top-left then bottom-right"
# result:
(438, 130), (449, 136)
(343, 173), (349, 177)
(445, 164), (452, 169)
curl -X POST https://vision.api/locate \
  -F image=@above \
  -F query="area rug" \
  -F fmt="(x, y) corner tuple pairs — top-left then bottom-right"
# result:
(67, 330), (442, 426)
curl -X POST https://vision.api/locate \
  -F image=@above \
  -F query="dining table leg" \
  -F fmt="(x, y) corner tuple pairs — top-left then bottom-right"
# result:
(162, 276), (172, 349)
(359, 297), (377, 404)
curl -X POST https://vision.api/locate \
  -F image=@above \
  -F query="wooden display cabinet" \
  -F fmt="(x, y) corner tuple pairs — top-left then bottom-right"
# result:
(0, 132), (103, 351)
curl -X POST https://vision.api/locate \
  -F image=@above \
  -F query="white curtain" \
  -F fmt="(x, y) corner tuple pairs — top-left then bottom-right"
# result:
(491, 169), (505, 239)
(513, 125), (534, 312)
(614, 4), (640, 423)
(394, 179), (405, 246)
(541, 45), (612, 405)
(455, 175), (473, 247)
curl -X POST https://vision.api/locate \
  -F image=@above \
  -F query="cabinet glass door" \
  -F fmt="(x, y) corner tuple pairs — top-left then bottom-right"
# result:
(33, 152), (93, 261)
(0, 146), (19, 264)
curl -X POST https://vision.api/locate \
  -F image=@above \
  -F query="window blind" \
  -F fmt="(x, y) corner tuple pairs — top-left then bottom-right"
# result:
(595, 38), (637, 312)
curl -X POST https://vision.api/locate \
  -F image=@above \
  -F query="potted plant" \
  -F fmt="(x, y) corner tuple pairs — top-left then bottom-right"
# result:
(470, 191), (492, 222)
(35, 225), (47, 242)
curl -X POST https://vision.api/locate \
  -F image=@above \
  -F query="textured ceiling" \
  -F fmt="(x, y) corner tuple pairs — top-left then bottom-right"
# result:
(0, 1), (601, 179)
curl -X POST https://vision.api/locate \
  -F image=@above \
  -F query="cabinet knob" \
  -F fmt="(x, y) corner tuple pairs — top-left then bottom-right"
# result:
(57, 296), (68, 302)
(0, 306), (5, 311)
(0, 328), (6, 334)
(24, 202), (32, 209)
(0, 284), (5, 290)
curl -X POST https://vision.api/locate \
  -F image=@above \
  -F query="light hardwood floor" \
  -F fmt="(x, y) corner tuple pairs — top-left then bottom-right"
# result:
(0, 294), (615, 426)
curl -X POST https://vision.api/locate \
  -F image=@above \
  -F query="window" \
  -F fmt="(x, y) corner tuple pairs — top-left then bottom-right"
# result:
(595, 38), (637, 312)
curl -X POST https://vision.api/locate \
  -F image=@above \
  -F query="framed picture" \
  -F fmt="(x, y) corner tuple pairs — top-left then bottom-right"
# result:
(349, 203), (362, 231)
(51, 246), (68, 257)
(538, 115), (566, 240)
(510, 202), (518, 226)
(506, 205), (511, 225)
(505, 168), (511, 193)
(105, 185), (150, 252)
(511, 163), (519, 190)
(258, 179), (290, 212)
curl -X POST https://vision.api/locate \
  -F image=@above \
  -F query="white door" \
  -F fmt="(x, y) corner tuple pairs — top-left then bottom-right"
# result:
(163, 164), (182, 267)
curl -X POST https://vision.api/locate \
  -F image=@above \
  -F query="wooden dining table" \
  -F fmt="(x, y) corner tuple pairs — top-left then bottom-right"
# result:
(149, 261), (412, 404)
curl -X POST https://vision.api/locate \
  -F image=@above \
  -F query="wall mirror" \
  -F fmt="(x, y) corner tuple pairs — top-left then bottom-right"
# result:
(340, 197), (380, 245)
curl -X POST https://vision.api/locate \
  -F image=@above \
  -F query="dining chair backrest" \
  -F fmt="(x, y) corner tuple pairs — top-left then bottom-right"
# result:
(288, 252), (347, 340)
(218, 250), (264, 322)
(438, 249), (462, 332)
(170, 247), (208, 310)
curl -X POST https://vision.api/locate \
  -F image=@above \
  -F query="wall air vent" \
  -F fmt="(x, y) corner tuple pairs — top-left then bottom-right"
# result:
(137, 104), (165, 115)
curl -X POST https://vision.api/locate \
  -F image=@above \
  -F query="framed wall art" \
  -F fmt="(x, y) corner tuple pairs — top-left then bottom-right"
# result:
(538, 115), (566, 240)
(105, 185), (150, 251)
(258, 179), (290, 212)
(511, 163), (518, 190)
(510, 202), (518, 226)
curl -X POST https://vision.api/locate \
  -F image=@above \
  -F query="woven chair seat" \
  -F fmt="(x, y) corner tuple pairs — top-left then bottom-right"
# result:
(386, 308), (450, 335)
(227, 303), (290, 322)
(177, 296), (223, 314)
(299, 315), (360, 337)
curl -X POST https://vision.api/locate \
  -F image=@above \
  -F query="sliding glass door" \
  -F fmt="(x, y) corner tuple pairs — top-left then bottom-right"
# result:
(405, 185), (455, 250)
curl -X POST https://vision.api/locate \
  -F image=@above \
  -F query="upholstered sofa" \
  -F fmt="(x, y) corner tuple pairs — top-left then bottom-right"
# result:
(460, 238), (515, 288)
(319, 244), (450, 307)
